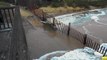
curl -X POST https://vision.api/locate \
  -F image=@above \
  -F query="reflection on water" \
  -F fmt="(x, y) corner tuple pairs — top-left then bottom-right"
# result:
(42, 23), (58, 37)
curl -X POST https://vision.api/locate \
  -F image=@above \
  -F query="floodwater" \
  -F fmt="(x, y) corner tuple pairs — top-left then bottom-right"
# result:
(55, 9), (106, 25)
(22, 16), (84, 60)
(53, 8), (107, 43)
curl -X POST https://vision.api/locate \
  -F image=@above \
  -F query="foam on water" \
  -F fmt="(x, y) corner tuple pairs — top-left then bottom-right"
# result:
(51, 47), (100, 60)
(35, 48), (101, 60)
(34, 51), (67, 60)
(90, 11), (107, 25)
(55, 9), (106, 26)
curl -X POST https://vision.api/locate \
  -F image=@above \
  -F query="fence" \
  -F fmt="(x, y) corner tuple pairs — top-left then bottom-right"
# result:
(0, 6), (28, 60)
(84, 35), (107, 56)
(0, 7), (15, 31)
(53, 18), (85, 43)
(52, 18), (107, 56)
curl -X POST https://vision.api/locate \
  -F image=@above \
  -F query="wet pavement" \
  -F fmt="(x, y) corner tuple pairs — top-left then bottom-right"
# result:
(21, 9), (84, 60)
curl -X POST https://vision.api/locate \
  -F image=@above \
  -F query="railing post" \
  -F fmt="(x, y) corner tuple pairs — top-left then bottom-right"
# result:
(67, 23), (71, 36)
(84, 34), (87, 45)
(53, 18), (55, 26)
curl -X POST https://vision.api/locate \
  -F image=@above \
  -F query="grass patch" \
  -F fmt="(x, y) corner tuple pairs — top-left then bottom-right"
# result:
(39, 6), (85, 14)
(20, 8), (33, 17)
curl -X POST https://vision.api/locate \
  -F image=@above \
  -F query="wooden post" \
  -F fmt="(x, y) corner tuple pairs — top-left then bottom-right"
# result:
(42, 11), (45, 21)
(84, 34), (87, 45)
(53, 18), (55, 26)
(67, 23), (71, 36)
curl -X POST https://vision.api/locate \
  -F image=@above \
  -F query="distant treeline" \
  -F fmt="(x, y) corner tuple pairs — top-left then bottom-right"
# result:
(0, 0), (14, 4)
(27, 0), (107, 9)
(1, 0), (107, 8)
(41, 0), (107, 8)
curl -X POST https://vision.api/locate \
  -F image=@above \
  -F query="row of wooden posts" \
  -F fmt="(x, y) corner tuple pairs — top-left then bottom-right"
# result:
(52, 17), (107, 56)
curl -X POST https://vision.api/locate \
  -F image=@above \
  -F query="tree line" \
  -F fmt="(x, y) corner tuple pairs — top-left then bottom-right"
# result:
(0, 0), (107, 8)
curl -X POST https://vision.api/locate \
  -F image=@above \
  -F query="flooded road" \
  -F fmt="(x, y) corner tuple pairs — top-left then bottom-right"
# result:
(22, 16), (84, 59)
